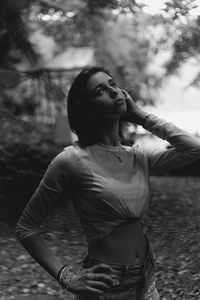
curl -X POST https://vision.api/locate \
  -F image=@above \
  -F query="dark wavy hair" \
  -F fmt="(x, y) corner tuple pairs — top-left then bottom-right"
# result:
(67, 66), (124, 146)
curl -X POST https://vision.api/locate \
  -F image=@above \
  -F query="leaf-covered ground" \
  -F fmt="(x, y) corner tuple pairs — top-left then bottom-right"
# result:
(0, 176), (200, 300)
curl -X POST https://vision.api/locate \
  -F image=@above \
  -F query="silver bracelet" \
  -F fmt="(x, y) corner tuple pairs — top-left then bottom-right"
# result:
(58, 265), (74, 290)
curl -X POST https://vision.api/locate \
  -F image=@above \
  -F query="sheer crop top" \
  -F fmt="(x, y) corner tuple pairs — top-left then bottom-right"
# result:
(15, 115), (200, 244)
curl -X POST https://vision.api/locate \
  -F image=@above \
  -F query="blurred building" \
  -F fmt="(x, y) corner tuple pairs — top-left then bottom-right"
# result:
(39, 47), (96, 144)
(43, 47), (95, 70)
(1, 47), (96, 145)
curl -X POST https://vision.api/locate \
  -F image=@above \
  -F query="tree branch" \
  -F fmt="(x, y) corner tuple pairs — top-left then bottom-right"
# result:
(39, 0), (68, 12)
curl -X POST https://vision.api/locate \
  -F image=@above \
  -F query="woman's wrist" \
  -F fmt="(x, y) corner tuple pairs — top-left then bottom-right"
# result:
(57, 265), (75, 291)
(57, 265), (66, 281)
(130, 111), (149, 126)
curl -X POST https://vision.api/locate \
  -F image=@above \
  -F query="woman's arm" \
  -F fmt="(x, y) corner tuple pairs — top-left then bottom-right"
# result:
(18, 233), (64, 280)
(122, 90), (200, 175)
(142, 114), (200, 174)
(15, 151), (71, 278)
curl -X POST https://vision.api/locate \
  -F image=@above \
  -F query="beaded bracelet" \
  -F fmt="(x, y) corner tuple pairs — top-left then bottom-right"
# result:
(57, 266), (66, 281)
(57, 265), (74, 290)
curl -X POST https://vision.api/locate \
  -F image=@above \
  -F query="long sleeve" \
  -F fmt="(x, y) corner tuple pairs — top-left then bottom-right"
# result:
(142, 114), (200, 175)
(15, 151), (71, 241)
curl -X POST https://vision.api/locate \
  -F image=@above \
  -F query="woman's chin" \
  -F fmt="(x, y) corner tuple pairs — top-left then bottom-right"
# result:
(117, 104), (127, 116)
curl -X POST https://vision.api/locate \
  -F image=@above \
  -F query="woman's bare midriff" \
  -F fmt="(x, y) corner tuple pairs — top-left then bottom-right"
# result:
(88, 219), (147, 265)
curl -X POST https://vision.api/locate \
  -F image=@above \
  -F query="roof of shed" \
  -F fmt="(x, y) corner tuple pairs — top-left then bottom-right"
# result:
(42, 47), (95, 70)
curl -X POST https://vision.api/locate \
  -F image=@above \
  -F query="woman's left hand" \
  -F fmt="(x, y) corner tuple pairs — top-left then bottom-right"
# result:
(121, 89), (149, 126)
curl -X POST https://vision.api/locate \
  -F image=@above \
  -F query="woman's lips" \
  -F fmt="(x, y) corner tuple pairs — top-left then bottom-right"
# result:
(115, 98), (125, 105)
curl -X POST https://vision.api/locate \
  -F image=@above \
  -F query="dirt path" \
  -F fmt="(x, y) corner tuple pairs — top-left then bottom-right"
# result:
(0, 177), (200, 300)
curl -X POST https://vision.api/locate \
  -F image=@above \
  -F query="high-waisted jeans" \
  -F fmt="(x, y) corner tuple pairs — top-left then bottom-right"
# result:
(74, 237), (160, 300)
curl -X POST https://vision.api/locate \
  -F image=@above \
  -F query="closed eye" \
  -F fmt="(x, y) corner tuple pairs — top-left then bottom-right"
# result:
(92, 79), (117, 96)
(94, 86), (105, 96)
(109, 80), (117, 87)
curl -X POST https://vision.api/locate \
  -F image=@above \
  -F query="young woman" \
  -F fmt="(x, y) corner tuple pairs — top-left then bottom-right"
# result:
(15, 66), (200, 299)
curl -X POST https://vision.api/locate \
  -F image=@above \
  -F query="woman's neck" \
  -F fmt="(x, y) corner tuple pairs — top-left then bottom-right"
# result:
(97, 117), (120, 146)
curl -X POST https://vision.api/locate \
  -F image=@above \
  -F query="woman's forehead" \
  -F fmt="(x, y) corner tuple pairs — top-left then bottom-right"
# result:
(87, 72), (113, 90)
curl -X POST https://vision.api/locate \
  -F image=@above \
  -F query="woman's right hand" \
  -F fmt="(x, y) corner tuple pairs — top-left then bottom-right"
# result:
(68, 263), (114, 296)
(121, 89), (149, 126)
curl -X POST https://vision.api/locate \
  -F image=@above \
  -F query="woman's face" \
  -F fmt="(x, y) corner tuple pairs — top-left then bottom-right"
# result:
(86, 72), (127, 118)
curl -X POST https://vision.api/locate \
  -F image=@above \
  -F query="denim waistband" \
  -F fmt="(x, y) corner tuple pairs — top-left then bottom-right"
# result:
(81, 235), (155, 289)
(76, 236), (156, 300)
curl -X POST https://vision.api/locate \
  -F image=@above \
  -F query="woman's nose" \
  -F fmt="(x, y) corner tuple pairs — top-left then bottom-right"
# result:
(108, 86), (118, 98)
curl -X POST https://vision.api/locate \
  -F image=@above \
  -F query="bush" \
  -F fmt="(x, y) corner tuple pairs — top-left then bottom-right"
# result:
(0, 116), (64, 222)
(0, 142), (63, 222)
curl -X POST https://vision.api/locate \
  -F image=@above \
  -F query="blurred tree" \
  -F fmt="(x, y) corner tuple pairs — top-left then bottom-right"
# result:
(95, 11), (163, 105)
(29, 0), (162, 105)
(0, 0), (38, 68)
(0, 0), (174, 117)
(163, 0), (200, 86)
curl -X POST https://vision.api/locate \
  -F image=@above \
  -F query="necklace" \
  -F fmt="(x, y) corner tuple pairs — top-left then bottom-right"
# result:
(97, 143), (123, 163)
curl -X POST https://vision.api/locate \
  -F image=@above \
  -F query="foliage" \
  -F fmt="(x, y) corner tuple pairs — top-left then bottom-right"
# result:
(95, 11), (164, 105)
(0, 0), (167, 119)
(163, 0), (200, 86)
(26, 1), (164, 105)
(1, 0), (200, 88)
(0, 114), (62, 221)
(1, 81), (38, 116)
(0, 0), (38, 68)
(163, 0), (198, 20)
